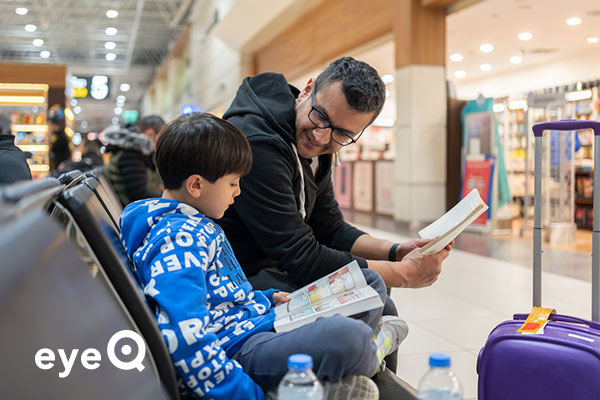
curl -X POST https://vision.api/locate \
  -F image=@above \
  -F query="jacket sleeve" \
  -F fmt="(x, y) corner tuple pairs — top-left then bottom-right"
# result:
(307, 168), (367, 254)
(142, 233), (264, 400)
(232, 139), (366, 286)
(118, 151), (161, 202)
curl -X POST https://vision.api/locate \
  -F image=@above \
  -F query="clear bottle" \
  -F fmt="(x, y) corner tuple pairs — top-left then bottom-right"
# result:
(277, 354), (324, 400)
(417, 353), (463, 400)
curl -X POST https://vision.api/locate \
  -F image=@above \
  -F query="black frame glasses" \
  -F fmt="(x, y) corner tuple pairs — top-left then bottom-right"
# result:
(308, 83), (366, 146)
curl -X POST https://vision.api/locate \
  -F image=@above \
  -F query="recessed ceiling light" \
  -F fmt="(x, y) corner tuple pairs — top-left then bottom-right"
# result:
(114, 107), (123, 115)
(40, 50), (50, 58)
(25, 24), (37, 32)
(120, 83), (130, 92)
(449, 53), (463, 62)
(105, 27), (118, 36)
(566, 17), (582, 26)
(480, 43), (494, 53)
(518, 32), (532, 41)
(73, 106), (82, 114)
(32, 39), (44, 46)
(587, 37), (599, 44)
(105, 52), (116, 61)
(71, 99), (78, 107)
(510, 56), (523, 64)
(454, 70), (466, 79)
(104, 41), (116, 50)
(381, 74), (394, 84)
(106, 9), (119, 18)
(480, 64), (492, 72)
(81, 121), (88, 129)
(15, 7), (28, 15)
(116, 95), (126, 103)
(112, 117), (120, 125)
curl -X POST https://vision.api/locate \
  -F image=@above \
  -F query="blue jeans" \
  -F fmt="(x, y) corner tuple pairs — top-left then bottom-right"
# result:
(233, 269), (386, 390)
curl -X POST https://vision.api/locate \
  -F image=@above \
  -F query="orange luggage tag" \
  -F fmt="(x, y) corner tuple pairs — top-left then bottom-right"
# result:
(517, 307), (556, 334)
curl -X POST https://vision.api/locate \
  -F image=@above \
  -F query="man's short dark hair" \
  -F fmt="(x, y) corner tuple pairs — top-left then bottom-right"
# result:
(138, 115), (166, 135)
(156, 113), (252, 190)
(315, 56), (386, 120)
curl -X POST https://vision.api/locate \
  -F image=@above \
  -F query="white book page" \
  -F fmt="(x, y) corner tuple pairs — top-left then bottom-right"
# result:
(418, 189), (488, 255)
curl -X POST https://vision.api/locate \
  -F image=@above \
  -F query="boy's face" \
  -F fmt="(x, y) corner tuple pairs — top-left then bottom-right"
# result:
(193, 173), (241, 219)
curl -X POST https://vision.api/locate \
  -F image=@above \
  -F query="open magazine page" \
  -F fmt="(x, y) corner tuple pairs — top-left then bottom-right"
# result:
(273, 286), (382, 332)
(274, 260), (366, 319)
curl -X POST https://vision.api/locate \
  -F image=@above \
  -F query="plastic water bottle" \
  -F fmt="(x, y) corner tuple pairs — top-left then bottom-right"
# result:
(277, 354), (324, 400)
(417, 353), (463, 400)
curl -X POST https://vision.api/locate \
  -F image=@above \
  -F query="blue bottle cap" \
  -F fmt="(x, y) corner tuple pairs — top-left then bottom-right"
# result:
(288, 354), (313, 371)
(429, 353), (451, 368)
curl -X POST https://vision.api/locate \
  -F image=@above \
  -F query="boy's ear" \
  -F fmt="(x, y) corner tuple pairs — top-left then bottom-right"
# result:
(185, 174), (205, 198)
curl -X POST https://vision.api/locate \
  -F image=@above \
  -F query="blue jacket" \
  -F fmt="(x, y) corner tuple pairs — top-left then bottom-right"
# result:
(120, 198), (276, 399)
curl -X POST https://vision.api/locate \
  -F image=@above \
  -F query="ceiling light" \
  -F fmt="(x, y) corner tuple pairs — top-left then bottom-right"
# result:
(116, 95), (126, 103)
(114, 107), (123, 115)
(106, 9), (119, 18)
(105, 52), (116, 61)
(81, 121), (88, 129)
(32, 39), (44, 47)
(449, 53), (463, 62)
(105, 27), (118, 36)
(112, 117), (120, 125)
(104, 41), (116, 50)
(566, 17), (582, 26)
(587, 37), (599, 44)
(71, 99), (78, 107)
(510, 56), (523, 64)
(120, 83), (130, 92)
(480, 64), (492, 72)
(0, 96), (45, 104)
(480, 43), (494, 53)
(25, 24), (37, 32)
(40, 50), (50, 58)
(454, 70), (466, 79)
(518, 32), (532, 41)
(381, 74), (394, 84)
(15, 7), (28, 15)
(73, 106), (82, 114)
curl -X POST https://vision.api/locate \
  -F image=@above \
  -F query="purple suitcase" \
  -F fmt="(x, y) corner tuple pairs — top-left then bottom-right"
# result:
(477, 120), (600, 400)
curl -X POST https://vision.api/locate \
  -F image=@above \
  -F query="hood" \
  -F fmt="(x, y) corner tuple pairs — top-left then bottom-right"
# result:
(223, 72), (300, 144)
(102, 125), (154, 155)
(120, 198), (198, 259)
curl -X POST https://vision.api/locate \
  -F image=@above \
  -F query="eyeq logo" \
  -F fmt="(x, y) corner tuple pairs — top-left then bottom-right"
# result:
(34, 330), (147, 378)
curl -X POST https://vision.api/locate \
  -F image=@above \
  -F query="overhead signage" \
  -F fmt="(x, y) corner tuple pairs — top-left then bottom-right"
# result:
(69, 75), (110, 100)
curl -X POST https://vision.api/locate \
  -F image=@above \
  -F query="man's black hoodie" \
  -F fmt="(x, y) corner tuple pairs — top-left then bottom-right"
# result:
(219, 73), (367, 287)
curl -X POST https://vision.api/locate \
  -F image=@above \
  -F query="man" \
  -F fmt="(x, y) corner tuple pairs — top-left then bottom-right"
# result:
(220, 56), (450, 293)
(0, 115), (32, 184)
(48, 113), (72, 172)
(138, 115), (165, 147)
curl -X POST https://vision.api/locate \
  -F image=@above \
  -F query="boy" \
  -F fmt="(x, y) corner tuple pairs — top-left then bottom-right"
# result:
(120, 113), (407, 399)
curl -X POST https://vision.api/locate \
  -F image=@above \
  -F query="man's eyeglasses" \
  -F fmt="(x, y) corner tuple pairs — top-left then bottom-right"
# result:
(308, 83), (366, 146)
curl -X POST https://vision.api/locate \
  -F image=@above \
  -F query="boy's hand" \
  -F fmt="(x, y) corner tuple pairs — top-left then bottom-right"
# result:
(273, 291), (291, 305)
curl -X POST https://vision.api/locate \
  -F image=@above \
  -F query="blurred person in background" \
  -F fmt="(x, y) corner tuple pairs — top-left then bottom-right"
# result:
(54, 138), (104, 175)
(47, 105), (72, 171)
(138, 115), (165, 147)
(0, 115), (32, 184)
(103, 124), (161, 206)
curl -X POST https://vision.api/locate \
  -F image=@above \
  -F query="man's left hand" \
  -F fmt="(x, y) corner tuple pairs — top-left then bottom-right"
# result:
(395, 239), (454, 260)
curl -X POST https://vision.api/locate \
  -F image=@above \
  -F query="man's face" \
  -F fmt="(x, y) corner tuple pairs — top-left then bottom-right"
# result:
(294, 80), (374, 159)
(142, 128), (159, 146)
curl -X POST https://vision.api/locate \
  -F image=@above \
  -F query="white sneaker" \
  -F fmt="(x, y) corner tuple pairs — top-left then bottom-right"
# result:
(373, 315), (409, 366)
(323, 375), (379, 400)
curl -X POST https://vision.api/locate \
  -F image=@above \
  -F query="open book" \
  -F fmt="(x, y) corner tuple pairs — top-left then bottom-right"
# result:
(274, 260), (383, 332)
(418, 188), (489, 255)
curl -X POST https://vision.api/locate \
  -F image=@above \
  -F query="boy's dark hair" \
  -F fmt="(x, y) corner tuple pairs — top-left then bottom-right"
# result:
(138, 115), (166, 134)
(315, 56), (386, 121)
(156, 113), (252, 190)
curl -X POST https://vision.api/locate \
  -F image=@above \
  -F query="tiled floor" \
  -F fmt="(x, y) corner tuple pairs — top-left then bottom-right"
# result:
(348, 222), (593, 400)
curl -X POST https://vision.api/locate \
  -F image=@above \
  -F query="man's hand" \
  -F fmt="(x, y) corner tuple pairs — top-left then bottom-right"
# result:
(396, 247), (450, 288)
(273, 291), (291, 305)
(395, 239), (454, 260)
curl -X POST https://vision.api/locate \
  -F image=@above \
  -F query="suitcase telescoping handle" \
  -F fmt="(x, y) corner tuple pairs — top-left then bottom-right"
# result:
(532, 120), (600, 322)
